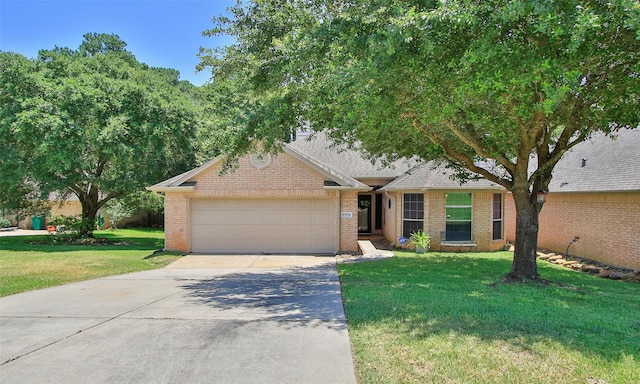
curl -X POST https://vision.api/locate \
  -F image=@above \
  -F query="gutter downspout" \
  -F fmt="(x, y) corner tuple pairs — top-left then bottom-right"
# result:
(337, 190), (341, 254)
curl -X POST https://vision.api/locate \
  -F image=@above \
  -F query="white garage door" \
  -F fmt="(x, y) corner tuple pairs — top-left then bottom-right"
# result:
(190, 198), (337, 254)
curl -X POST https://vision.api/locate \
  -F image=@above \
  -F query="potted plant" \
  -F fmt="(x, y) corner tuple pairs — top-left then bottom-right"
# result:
(409, 230), (431, 254)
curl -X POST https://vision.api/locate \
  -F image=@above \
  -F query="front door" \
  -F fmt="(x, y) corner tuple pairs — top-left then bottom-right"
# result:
(358, 195), (372, 233)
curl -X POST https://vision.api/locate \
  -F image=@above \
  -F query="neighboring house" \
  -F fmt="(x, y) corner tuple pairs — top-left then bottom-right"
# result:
(505, 128), (640, 270)
(2, 193), (146, 230)
(149, 134), (507, 254)
(1, 194), (82, 230)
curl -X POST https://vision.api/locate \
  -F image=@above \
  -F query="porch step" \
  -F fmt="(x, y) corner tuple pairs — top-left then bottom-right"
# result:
(358, 240), (395, 258)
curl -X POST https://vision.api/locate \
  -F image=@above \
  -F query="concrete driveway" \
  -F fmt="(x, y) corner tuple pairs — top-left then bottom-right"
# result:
(0, 256), (357, 384)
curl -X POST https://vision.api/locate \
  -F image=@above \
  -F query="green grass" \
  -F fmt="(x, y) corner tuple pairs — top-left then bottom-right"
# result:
(338, 251), (640, 384)
(0, 228), (183, 297)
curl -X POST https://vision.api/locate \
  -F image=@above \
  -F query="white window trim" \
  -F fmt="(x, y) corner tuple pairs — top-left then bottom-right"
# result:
(445, 192), (473, 243)
(492, 193), (504, 241)
(402, 193), (424, 238)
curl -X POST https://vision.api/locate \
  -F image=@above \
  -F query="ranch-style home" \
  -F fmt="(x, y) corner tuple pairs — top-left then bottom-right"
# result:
(148, 134), (507, 254)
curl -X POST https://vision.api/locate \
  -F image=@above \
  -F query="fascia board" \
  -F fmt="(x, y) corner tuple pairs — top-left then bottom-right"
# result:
(146, 186), (195, 193)
(169, 155), (224, 187)
(323, 186), (374, 192)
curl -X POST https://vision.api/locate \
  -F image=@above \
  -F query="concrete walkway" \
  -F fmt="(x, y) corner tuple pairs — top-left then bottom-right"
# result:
(0, 229), (49, 237)
(0, 256), (357, 384)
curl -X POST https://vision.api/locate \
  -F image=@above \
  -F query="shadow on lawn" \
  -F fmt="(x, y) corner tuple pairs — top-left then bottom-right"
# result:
(339, 253), (640, 362)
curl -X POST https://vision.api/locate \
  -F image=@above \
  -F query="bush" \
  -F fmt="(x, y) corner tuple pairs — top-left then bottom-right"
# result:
(50, 215), (95, 237)
(0, 217), (12, 228)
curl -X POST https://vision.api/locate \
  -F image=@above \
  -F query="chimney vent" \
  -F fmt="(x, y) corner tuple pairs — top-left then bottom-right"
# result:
(581, 158), (587, 167)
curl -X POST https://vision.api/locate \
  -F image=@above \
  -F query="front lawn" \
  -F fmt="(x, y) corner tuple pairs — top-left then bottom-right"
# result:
(339, 251), (640, 384)
(0, 228), (182, 297)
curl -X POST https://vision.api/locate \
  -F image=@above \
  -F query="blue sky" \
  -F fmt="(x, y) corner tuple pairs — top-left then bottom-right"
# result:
(0, 0), (236, 85)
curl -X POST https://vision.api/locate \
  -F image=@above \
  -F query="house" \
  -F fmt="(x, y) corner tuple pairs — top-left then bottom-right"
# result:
(149, 134), (507, 254)
(505, 128), (640, 270)
(2, 193), (151, 230)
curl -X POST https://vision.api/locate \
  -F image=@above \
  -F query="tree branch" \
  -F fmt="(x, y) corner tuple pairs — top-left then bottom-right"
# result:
(441, 118), (515, 174)
(405, 118), (513, 189)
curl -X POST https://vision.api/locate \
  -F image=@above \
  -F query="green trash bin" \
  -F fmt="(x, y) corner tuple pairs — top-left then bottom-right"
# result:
(31, 215), (45, 230)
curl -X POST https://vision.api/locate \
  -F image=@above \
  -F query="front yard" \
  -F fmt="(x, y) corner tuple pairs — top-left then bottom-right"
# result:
(338, 251), (640, 384)
(0, 229), (182, 297)
(2, 232), (638, 383)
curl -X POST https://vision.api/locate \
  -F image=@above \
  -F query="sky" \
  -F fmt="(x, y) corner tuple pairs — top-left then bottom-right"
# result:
(0, 0), (236, 85)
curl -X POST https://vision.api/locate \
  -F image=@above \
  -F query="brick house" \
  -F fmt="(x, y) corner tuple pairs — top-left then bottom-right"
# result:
(505, 129), (640, 270)
(149, 134), (507, 254)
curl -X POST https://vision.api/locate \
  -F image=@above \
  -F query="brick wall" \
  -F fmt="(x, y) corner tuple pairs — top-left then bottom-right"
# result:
(505, 192), (640, 270)
(195, 154), (329, 195)
(163, 153), (358, 253)
(386, 190), (505, 251)
(164, 192), (189, 251)
(340, 191), (359, 251)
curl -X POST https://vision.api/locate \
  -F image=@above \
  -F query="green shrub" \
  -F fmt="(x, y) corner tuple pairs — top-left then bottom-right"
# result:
(0, 217), (12, 228)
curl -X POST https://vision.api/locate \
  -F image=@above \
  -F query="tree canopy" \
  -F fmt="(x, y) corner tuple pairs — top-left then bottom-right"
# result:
(1, 33), (203, 236)
(201, 0), (640, 279)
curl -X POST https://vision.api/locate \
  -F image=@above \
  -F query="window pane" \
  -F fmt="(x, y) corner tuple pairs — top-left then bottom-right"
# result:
(492, 220), (503, 240)
(403, 220), (423, 239)
(492, 194), (502, 220)
(446, 192), (472, 206)
(446, 207), (472, 221)
(403, 194), (424, 220)
(446, 222), (472, 241)
(403, 194), (424, 239)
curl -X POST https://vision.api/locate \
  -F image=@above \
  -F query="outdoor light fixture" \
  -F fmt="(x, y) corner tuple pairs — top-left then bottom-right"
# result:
(535, 190), (547, 203)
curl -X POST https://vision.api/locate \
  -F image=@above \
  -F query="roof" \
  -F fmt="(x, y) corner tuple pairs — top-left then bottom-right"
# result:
(147, 156), (222, 192)
(287, 133), (416, 179)
(149, 128), (639, 194)
(381, 162), (504, 191)
(548, 128), (640, 193)
(147, 146), (371, 192)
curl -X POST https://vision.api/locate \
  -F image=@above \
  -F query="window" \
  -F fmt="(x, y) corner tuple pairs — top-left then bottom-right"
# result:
(492, 193), (503, 240)
(402, 193), (424, 238)
(445, 192), (472, 242)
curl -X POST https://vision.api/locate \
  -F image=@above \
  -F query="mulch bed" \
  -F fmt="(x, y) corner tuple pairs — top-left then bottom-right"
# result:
(30, 236), (131, 246)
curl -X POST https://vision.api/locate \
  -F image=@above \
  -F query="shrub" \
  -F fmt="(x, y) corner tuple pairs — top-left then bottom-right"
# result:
(0, 217), (12, 228)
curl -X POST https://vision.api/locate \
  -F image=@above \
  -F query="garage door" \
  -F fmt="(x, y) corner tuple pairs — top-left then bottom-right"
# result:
(190, 198), (337, 254)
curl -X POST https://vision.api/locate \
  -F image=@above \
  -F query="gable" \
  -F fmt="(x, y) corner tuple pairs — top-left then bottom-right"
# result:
(191, 152), (330, 192)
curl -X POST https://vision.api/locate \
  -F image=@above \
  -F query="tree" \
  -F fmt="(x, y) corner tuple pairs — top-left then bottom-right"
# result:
(1, 33), (202, 237)
(200, 0), (640, 280)
(0, 52), (50, 223)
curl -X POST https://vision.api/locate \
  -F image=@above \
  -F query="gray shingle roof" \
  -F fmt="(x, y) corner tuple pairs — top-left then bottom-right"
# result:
(286, 133), (416, 179)
(548, 128), (640, 192)
(149, 128), (639, 193)
(381, 161), (504, 191)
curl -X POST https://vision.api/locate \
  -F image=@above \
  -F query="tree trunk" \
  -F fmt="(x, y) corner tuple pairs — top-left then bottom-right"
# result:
(79, 201), (98, 238)
(506, 188), (541, 281)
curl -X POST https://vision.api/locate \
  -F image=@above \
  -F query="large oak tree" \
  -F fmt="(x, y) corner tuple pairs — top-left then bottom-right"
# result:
(1, 33), (201, 236)
(200, 0), (640, 280)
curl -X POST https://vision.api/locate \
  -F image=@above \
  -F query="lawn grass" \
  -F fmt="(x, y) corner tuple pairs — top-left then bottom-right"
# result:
(338, 251), (640, 384)
(0, 228), (182, 297)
